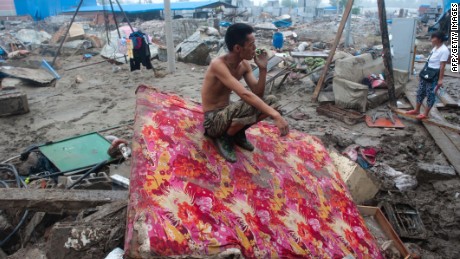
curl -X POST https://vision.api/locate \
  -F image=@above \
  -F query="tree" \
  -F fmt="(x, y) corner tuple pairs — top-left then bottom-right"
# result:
(281, 0), (298, 8)
(329, 0), (347, 8)
(351, 7), (360, 15)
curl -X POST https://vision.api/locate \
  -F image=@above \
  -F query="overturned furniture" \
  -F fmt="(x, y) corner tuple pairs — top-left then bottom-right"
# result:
(333, 53), (409, 112)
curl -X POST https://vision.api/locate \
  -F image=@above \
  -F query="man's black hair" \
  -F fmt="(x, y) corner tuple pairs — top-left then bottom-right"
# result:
(431, 31), (446, 42)
(225, 23), (255, 52)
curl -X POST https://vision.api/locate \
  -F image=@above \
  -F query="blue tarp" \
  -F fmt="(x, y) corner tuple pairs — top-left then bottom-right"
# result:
(273, 20), (292, 28)
(442, 0), (459, 15)
(13, 0), (232, 20)
(14, 0), (96, 20)
(323, 6), (337, 11)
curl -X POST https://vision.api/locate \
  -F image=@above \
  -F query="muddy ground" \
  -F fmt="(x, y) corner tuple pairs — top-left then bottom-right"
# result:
(0, 45), (459, 258)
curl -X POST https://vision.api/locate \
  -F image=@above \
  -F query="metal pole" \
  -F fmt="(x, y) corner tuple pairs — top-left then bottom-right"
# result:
(51, 0), (84, 66)
(114, 0), (134, 33)
(345, 13), (352, 47)
(164, 0), (176, 73)
(109, 0), (128, 63)
(377, 0), (396, 107)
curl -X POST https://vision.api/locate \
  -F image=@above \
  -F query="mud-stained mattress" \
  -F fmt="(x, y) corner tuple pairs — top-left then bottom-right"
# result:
(124, 85), (382, 258)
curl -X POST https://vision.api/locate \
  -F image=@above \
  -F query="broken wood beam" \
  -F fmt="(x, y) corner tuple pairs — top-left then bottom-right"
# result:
(392, 108), (460, 134)
(377, 0), (397, 107)
(0, 189), (128, 213)
(436, 91), (459, 108)
(404, 89), (460, 175)
(311, 0), (354, 101)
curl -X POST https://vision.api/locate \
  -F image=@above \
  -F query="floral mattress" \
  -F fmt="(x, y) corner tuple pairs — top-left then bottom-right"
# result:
(124, 85), (382, 258)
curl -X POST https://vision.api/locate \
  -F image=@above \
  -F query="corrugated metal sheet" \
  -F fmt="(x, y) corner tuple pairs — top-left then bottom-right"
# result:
(0, 0), (16, 16)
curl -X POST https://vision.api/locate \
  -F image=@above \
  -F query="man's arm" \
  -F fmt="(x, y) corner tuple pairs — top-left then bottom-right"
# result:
(243, 62), (267, 97)
(212, 61), (289, 135)
(243, 52), (268, 97)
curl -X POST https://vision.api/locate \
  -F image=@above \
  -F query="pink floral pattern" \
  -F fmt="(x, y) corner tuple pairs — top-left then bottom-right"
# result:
(125, 85), (382, 258)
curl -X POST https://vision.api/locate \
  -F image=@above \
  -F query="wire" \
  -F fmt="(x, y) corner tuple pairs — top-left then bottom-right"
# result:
(0, 180), (9, 188)
(0, 155), (20, 164)
(0, 164), (29, 247)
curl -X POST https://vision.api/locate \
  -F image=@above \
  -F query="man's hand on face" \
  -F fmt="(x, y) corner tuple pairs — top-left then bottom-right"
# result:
(254, 49), (268, 70)
(273, 114), (289, 136)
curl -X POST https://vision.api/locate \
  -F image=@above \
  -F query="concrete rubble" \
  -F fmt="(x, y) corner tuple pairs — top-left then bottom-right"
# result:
(0, 3), (459, 259)
(15, 29), (51, 45)
(176, 27), (221, 65)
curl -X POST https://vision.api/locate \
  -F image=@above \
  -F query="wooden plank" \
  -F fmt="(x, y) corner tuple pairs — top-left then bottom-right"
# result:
(424, 124), (460, 174)
(436, 91), (459, 107)
(404, 90), (460, 174)
(290, 51), (328, 58)
(393, 108), (460, 134)
(358, 206), (411, 257)
(22, 212), (46, 246)
(445, 69), (460, 78)
(0, 189), (128, 213)
(81, 200), (127, 223)
(311, 0), (354, 101)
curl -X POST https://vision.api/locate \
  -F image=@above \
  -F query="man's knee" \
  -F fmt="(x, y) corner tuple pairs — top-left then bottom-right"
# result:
(264, 95), (279, 107)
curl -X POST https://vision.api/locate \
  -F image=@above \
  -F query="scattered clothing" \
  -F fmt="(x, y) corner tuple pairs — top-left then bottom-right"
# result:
(129, 31), (153, 71)
(343, 144), (380, 168)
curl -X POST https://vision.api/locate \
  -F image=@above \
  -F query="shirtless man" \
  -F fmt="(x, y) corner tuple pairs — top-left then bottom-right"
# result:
(201, 23), (289, 162)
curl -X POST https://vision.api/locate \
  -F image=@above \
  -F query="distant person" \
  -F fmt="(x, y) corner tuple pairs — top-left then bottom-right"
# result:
(406, 31), (449, 120)
(201, 23), (289, 163)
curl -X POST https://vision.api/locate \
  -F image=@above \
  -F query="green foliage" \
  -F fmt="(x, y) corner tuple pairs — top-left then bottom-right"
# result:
(281, 0), (298, 8)
(329, 0), (347, 8)
(351, 7), (360, 15)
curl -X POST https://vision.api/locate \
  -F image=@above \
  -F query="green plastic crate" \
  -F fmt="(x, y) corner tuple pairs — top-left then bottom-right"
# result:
(39, 133), (113, 172)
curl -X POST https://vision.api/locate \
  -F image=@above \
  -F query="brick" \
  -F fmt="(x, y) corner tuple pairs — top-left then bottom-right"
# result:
(66, 172), (112, 190)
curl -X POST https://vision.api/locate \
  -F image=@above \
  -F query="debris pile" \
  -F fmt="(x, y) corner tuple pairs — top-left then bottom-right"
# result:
(0, 4), (459, 259)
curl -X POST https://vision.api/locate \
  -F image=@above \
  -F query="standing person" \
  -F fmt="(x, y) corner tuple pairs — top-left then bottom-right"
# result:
(201, 23), (289, 163)
(406, 31), (449, 119)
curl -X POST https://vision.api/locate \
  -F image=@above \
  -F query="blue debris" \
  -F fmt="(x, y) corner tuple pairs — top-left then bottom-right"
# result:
(273, 20), (292, 28)
(219, 21), (232, 27)
(41, 59), (60, 80)
(272, 32), (284, 50)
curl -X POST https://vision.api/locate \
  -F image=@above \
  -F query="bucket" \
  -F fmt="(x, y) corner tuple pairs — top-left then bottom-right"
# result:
(272, 32), (284, 50)
(158, 47), (167, 62)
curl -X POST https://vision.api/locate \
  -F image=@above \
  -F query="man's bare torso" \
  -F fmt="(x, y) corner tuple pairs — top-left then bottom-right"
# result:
(201, 56), (250, 113)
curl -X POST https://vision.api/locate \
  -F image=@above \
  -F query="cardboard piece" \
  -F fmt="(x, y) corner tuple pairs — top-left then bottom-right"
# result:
(329, 150), (379, 204)
(68, 23), (85, 41)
